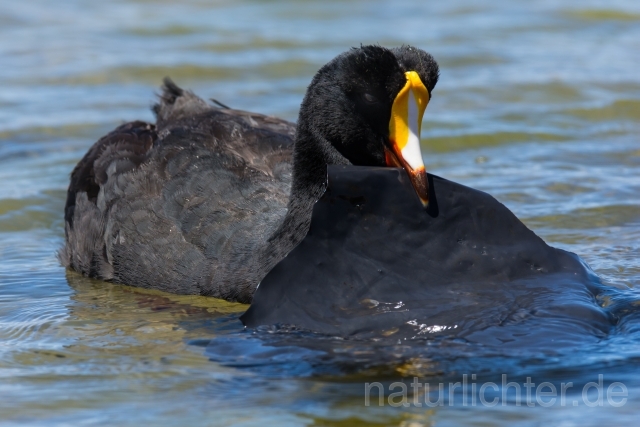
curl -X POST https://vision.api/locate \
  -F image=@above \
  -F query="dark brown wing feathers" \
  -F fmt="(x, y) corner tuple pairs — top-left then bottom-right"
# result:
(61, 79), (295, 302)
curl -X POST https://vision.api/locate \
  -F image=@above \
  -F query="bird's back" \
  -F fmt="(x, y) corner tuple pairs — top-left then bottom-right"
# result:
(61, 80), (295, 302)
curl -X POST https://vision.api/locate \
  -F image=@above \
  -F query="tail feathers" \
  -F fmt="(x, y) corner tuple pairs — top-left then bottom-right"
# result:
(155, 77), (184, 107)
(152, 77), (210, 127)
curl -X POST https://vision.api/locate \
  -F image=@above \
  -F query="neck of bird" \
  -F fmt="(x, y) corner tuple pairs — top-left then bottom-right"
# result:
(265, 122), (349, 253)
(289, 122), (350, 212)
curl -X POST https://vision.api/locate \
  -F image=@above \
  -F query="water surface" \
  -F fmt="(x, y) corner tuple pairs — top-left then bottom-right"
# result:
(1, 0), (639, 425)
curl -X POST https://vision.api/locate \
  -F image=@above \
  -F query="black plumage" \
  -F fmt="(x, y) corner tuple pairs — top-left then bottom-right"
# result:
(61, 45), (440, 303)
(242, 166), (613, 340)
(61, 44), (614, 341)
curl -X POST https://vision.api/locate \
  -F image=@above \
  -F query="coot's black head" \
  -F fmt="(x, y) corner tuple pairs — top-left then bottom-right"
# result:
(296, 45), (439, 205)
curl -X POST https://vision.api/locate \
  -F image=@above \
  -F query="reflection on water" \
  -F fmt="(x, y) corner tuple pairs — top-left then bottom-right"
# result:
(1, 0), (639, 425)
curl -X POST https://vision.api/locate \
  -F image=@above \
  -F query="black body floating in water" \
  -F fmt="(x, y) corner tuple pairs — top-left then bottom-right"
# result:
(242, 166), (613, 344)
(60, 45), (442, 303)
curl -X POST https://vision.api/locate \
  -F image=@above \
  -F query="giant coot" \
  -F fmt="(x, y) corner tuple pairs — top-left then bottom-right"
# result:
(61, 45), (612, 341)
(60, 45), (440, 303)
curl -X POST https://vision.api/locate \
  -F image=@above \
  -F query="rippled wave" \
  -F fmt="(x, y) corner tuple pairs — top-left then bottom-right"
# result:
(1, 0), (639, 425)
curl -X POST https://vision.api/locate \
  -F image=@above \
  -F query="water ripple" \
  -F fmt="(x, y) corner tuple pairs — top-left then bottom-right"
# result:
(1, 0), (639, 425)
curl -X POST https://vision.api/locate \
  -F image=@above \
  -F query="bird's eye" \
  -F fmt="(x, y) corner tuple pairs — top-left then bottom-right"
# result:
(363, 93), (377, 103)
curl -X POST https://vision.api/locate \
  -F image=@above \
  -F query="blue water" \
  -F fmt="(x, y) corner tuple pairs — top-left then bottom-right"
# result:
(1, 0), (639, 425)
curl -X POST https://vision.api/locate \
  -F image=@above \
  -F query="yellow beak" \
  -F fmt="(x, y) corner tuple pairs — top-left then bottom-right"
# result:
(386, 71), (431, 206)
